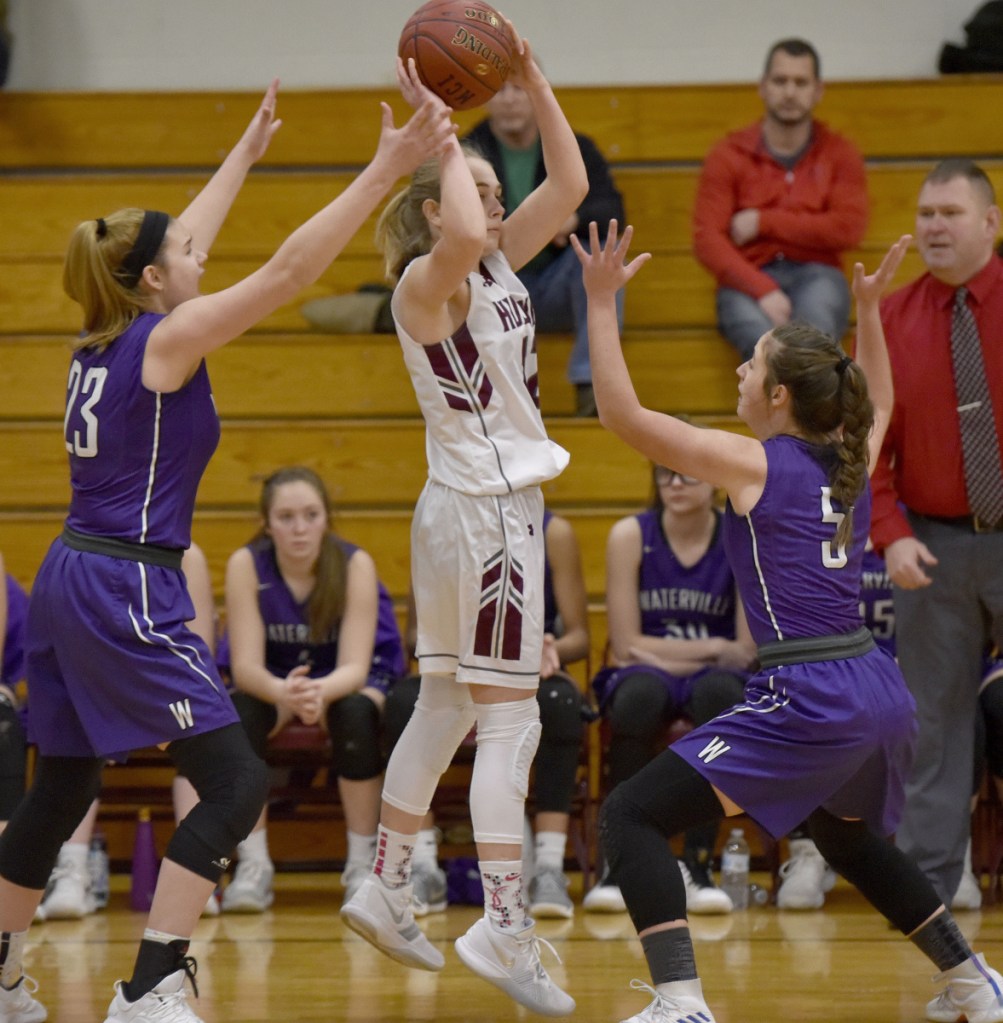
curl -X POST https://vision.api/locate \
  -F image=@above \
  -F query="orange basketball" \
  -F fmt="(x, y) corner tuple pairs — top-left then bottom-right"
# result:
(398, 1), (513, 111)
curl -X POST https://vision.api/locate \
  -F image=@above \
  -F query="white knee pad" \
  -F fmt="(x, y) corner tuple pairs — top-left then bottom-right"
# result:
(470, 697), (541, 846)
(383, 675), (476, 817)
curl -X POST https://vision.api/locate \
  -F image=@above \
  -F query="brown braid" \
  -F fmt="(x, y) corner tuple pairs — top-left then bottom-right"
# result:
(764, 324), (874, 548)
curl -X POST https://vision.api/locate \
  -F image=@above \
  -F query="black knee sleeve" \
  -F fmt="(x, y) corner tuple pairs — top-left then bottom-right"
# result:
(326, 692), (382, 781)
(0, 755), (103, 889)
(686, 670), (746, 726)
(0, 700), (27, 819)
(382, 675), (420, 756)
(229, 691), (278, 760)
(807, 808), (942, 933)
(168, 723), (269, 882)
(606, 672), (676, 788)
(599, 749), (723, 933)
(534, 676), (585, 814)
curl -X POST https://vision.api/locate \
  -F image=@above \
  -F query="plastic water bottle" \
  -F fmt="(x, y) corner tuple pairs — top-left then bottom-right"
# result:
(88, 831), (110, 909)
(721, 827), (750, 909)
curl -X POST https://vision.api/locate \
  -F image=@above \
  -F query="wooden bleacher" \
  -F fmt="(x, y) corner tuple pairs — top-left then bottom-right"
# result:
(3, 77), (1002, 866)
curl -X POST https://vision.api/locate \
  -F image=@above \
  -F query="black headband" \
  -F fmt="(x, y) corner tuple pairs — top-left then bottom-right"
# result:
(117, 210), (170, 289)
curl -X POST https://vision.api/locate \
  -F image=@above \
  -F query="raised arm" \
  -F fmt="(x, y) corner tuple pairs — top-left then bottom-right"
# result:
(850, 234), (911, 475)
(496, 24), (588, 272)
(178, 79), (283, 254)
(144, 91), (455, 390)
(571, 221), (765, 504)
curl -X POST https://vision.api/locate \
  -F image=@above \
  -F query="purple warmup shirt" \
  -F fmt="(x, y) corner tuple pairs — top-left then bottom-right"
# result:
(724, 435), (870, 644)
(635, 508), (736, 642)
(64, 312), (220, 549)
(249, 538), (405, 687)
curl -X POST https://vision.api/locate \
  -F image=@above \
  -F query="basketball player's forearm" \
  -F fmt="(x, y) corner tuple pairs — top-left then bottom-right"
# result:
(530, 85), (587, 202)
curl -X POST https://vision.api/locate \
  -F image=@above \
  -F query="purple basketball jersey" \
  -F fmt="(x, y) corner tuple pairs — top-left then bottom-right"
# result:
(635, 509), (737, 642)
(859, 547), (896, 656)
(250, 537), (404, 691)
(723, 435), (869, 644)
(63, 312), (220, 549)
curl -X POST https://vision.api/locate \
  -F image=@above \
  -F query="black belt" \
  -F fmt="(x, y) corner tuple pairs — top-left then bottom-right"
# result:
(915, 513), (1003, 535)
(61, 526), (184, 569)
(757, 626), (876, 669)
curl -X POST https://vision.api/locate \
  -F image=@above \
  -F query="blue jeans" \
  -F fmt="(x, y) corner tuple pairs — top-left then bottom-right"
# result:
(519, 244), (624, 386)
(715, 260), (851, 361)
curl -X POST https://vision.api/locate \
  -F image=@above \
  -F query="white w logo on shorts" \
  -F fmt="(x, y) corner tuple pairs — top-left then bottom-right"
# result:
(697, 736), (731, 763)
(169, 699), (195, 730)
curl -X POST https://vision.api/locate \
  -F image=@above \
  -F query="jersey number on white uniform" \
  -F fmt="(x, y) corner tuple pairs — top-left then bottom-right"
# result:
(820, 486), (848, 569)
(64, 362), (108, 458)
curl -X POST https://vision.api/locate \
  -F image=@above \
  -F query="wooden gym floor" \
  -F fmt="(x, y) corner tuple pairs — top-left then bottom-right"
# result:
(23, 871), (1003, 1022)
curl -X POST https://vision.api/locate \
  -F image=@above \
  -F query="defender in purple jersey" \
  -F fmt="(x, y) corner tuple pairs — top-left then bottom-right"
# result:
(0, 80), (454, 1023)
(221, 467), (405, 913)
(575, 223), (1003, 1023)
(341, 40), (583, 1018)
(0, 569), (28, 828)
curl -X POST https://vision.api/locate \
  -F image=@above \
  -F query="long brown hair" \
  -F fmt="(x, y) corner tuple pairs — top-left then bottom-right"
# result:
(253, 466), (347, 642)
(375, 143), (485, 284)
(62, 208), (170, 350)
(763, 323), (873, 548)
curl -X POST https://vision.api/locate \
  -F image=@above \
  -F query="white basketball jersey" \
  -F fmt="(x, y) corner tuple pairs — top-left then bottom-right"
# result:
(395, 249), (569, 496)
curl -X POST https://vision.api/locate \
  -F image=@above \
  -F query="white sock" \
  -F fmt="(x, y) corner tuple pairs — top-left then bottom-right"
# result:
(533, 831), (567, 873)
(237, 828), (271, 865)
(60, 841), (89, 869)
(480, 859), (530, 931)
(373, 825), (416, 888)
(656, 978), (706, 1003)
(0, 929), (27, 989)
(414, 828), (439, 868)
(345, 830), (377, 870)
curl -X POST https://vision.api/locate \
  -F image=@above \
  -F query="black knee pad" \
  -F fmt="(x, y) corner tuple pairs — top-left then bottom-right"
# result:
(0, 755), (104, 889)
(326, 692), (382, 781)
(806, 807), (941, 933)
(167, 723), (269, 882)
(537, 676), (585, 744)
(981, 676), (1003, 779)
(0, 700), (27, 818)
(230, 691), (278, 760)
(607, 672), (675, 739)
(686, 670), (746, 726)
(382, 675), (420, 756)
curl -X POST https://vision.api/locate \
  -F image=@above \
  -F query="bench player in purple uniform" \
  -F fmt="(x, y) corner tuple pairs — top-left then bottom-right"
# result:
(0, 564), (28, 839)
(584, 464), (754, 916)
(222, 466), (405, 913)
(341, 29), (585, 1018)
(0, 80), (453, 1023)
(574, 221), (1003, 1023)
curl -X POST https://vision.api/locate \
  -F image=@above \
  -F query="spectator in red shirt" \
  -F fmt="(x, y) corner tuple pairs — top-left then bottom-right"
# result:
(692, 39), (868, 360)
(872, 158), (1003, 909)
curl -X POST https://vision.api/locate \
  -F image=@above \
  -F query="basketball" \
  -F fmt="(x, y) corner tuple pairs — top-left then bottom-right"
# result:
(398, 1), (513, 111)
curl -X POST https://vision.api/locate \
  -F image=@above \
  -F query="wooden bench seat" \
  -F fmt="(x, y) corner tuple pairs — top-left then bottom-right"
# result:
(3, 78), (1002, 169)
(0, 329), (743, 421)
(3, 162), (999, 335)
(0, 414), (748, 513)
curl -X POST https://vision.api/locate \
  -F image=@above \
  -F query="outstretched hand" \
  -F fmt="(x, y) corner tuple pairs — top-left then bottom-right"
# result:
(238, 78), (283, 163)
(570, 220), (651, 298)
(497, 14), (545, 93)
(377, 70), (457, 178)
(853, 233), (912, 306)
